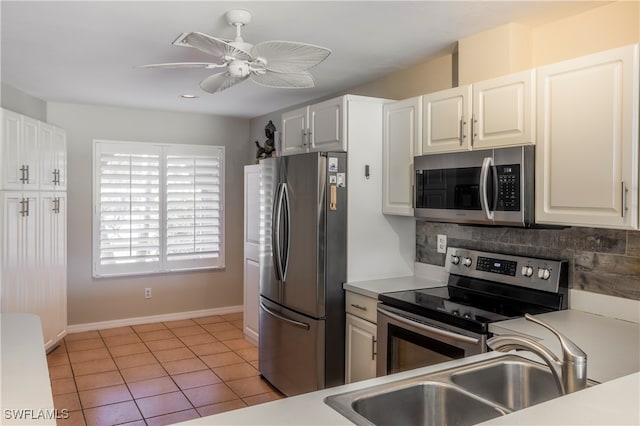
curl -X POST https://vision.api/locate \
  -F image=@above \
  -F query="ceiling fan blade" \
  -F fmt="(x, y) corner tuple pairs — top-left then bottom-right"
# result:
(138, 62), (225, 69)
(252, 41), (331, 73)
(250, 70), (315, 89)
(200, 73), (247, 93)
(178, 32), (252, 61)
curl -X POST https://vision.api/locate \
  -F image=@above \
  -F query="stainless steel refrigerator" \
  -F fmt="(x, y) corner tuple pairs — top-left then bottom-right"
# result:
(258, 151), (347, 397)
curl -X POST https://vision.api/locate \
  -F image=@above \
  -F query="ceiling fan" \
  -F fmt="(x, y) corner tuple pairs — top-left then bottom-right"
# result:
(140, 9), (332, 94)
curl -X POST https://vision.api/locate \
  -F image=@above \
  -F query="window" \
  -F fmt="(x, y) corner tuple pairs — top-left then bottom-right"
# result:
(93, 140), (224, 277)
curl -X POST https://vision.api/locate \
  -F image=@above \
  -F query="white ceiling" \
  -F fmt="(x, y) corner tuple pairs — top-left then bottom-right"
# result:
(1, 1), (606, 119)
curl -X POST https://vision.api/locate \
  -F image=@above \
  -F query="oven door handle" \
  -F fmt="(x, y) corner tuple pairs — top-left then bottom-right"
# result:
(377, 307), (480, 345)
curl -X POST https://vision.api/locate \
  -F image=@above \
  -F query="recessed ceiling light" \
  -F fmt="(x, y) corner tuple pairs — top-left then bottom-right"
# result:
(180, 94), (197, 99)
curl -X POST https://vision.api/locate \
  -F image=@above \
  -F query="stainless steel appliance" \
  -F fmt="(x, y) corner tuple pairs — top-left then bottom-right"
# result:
(259, 151), (347, 396)
(414, 146), (534, 226)
(377, 247), (568, 376)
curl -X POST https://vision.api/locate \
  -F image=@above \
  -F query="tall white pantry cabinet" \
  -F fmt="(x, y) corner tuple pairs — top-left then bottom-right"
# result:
(1, 108), (67, 350)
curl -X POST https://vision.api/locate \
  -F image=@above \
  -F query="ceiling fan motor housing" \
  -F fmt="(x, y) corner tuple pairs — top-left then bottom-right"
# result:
(228, 60), (251, 78)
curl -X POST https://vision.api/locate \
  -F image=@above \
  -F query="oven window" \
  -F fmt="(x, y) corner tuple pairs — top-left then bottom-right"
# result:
(387, 324), (465, 375)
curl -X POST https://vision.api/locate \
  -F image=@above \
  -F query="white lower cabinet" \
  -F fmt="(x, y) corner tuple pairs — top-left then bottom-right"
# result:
(535, 44), (639, 229)
(345, 291), (379, 384)
(1, 191), (67, 349)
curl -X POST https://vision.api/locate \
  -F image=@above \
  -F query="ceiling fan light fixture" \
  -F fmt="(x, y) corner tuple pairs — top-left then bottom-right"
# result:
(141, 9), (332, 94)
(180, 94), (198, 99)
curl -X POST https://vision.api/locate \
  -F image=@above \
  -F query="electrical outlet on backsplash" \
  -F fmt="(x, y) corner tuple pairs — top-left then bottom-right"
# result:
(415, 221), (640, 302)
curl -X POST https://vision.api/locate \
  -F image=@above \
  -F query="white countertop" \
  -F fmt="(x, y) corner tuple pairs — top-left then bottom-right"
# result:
(177, 302), (640, 426)
(1, 313), (56, 425)
(490, 309), (640, 383)
(343, 263), (447, 298)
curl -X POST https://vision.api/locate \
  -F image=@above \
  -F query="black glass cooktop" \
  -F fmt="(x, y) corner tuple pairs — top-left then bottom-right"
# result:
(379, 284), (557, 334)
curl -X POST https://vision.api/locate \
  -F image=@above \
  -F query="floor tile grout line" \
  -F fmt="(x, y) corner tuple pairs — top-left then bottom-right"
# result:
(52, 315), (274, 425)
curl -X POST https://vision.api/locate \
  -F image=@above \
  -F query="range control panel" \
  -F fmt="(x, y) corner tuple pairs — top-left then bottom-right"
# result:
(445, 247), (567, 293)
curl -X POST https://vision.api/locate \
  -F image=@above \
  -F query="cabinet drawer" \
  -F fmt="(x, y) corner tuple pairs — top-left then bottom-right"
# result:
(345, 291), (378, 323)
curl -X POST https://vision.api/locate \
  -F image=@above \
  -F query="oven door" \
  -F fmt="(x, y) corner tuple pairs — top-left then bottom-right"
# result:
(376, 305), (486, 376)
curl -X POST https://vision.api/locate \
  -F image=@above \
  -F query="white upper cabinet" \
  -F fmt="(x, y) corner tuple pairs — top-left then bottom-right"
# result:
(536, 44), (639, 230)
(421, 86), (472, 153)
(421, 70), (535, 154)
(1, 109), (40, 190)
(39, 124), (67, 191)
(472, 69), (535, 149)
(280, 97), (346, 155)
(382, 97), (422, 216)
(281, 106), (309, 156)
(1, 108), (66, 192)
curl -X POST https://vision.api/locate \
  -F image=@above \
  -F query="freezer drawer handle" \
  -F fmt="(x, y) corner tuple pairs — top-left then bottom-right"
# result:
(260, 301), (310, 330)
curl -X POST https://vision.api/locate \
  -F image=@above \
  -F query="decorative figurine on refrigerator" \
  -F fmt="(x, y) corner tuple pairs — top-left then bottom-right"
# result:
(255, 120), (277, 161)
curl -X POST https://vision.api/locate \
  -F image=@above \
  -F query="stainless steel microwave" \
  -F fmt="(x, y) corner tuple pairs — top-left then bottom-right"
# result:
(414, 146), (534, 227)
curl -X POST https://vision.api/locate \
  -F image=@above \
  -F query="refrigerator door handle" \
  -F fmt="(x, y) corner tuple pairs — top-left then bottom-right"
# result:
(260, 301), (310, 330)
(272, 183), (284, 281)
(281, 182), (291, 282)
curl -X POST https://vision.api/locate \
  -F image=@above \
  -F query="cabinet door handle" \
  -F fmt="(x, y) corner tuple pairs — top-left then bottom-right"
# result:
(371, 336), (377, 361)
(350, 303), (367, 311)
(19, 199), (26, 217)
(25, 165), (30, 184)
(472, 115), (477, 145)
(53, 169), (60, 185)
(19, 165), (28, 183)
(53, 197), (60, 214)
(622, 181), (628, 218)
(459, 117), (464, 146)
(20, 198), (30, 217)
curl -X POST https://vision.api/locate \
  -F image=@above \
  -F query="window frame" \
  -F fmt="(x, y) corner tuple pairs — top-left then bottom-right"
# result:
(92, 140), (225, 278)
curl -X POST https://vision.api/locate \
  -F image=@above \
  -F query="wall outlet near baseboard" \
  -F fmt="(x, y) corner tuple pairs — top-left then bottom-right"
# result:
(145, 288), (152, 299)
(437, 234), (447, 254)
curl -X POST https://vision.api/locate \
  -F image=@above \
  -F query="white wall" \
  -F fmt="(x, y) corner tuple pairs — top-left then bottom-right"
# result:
(47, 102), (252, 325)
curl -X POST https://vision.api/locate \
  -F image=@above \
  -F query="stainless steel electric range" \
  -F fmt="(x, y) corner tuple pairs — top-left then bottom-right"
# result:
(377, 247), (568, 376)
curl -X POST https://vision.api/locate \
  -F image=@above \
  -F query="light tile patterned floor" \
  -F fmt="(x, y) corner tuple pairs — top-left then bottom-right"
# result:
(47, 313), (283, 426)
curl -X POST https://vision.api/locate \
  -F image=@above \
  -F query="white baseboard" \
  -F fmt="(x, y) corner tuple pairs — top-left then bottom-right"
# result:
(66, 305), (244, 333)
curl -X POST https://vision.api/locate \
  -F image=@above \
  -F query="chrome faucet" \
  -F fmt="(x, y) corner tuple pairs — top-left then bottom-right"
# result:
(487, 313), (587, 395)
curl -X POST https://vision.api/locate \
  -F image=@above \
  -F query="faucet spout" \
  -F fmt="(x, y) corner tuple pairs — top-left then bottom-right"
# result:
(487, 314), (587, 395)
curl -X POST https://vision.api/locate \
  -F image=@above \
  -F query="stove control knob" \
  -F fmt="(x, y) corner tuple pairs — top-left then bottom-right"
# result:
(452, 310), (460, 316)
(521, 266), (534, 277)
(463, 313), (471, 319)
(451, 255), (460, 265)
(462, 257), (472, 267)
(537, 268), (551, 280)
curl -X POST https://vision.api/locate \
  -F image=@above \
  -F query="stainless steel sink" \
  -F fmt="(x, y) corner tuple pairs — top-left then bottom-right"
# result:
(450, 359), (560, 411)
(350, 381), (506, 426)
(325, 354), (592, 426)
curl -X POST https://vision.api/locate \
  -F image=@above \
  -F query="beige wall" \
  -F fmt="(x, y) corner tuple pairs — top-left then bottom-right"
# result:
(47, 102), (252, 325)
(458, 1), (639, 84)
(532, 1), (640, 66)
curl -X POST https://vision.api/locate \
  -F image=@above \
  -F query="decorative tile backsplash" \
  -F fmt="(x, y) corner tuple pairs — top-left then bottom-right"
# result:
(416, 221), (640, 301)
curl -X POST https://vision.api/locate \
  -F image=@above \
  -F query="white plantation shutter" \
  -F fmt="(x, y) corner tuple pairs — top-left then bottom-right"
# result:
(165, 146), (224, 270)
(93, 141), (225, 277)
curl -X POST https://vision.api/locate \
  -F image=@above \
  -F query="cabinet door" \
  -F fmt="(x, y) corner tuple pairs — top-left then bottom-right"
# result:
(53, 127), (67, 191)
(382, 97), (421, 216)
(472, 69), (535, 149)
(281, 106), (308, 156)
(243, 165), (260, 345)
(536, 44), (639, 229)
(345, 313), (377, 384)
(1, 192), (39, 316)
(0, 110), (39, 190)
(40, 126), (67, 191)
(40, 192), (67, 348)
(309, 97), (346, 152)
(421, 86), (472, 153)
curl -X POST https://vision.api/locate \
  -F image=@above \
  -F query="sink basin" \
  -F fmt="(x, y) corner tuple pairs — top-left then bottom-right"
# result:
(350, 381), (505, 426)
(450, 359), (560, 410)
(325, 355), (585, 426)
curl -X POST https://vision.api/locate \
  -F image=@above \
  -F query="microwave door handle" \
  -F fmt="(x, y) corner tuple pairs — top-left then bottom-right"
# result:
(479, 157), (495, 220)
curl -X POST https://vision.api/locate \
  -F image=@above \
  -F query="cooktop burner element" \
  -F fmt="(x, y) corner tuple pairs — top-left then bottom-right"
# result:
(379, 247), (569, 334)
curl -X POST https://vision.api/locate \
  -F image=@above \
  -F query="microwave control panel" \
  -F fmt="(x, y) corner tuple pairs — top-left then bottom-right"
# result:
(496, 164), (520, 211)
